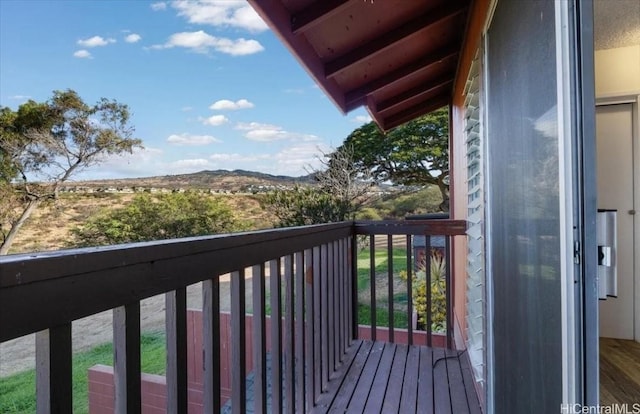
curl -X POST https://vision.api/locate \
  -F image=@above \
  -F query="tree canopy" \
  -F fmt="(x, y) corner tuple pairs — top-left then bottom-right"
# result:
(0, 89), (142, 254)
(334, 108), (449, 211)
(70, 192), (244, 247)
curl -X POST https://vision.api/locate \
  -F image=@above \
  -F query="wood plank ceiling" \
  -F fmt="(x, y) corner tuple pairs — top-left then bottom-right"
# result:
(248, 0), (471, 130)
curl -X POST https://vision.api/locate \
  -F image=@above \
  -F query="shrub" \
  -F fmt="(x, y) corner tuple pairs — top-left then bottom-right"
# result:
(400, 248), (447, 332)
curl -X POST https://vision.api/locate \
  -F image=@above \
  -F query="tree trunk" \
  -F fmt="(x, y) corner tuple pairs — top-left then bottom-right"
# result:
(0, 198), (40, 255)
(437, 180), (449, 213)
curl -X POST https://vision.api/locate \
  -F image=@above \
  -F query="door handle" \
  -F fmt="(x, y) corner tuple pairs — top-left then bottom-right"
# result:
(630, 210), (636, 215)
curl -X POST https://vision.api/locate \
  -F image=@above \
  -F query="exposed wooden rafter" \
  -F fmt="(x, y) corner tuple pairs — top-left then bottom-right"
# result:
(344, 45), (459, 111)
(383, 95), (450, 131)
(324, 2), (467, 78)
(376, 76), (453, 113)
(290, 0), (353, 34)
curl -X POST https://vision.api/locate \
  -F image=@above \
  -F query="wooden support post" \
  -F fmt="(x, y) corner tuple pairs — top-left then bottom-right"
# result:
(269, 259), (283, 413)
(231, 270), (246, 414)
(166, 288), (188, 414)
(252, 264), (267, 414)
(36, 324), (72, 414)
(203, 279), (221, 413)
(113, 303), (141, 413)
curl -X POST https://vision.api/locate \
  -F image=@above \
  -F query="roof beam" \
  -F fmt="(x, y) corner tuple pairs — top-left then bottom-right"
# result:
(344, 45), (459, 111)
(381, 95), (450, 131)
(248, 0), (347, 112)
(325, 2), (467, 79)
(291, 0), (354, 34)
(376, 75), (453, 113)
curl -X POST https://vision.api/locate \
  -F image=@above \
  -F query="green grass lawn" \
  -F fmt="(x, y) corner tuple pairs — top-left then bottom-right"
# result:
(0, 333), (166, 414)
(356, 245), (411, 329)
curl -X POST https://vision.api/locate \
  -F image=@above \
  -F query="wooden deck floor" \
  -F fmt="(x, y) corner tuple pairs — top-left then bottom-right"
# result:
(312, 340), (481, 413)
(600, 337), (640, 405)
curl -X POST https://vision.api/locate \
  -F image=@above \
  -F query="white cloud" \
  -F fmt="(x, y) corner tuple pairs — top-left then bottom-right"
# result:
(151, 2), (167, 11)
(9, 95), (31, 100)
(210, 153), (269, 163)
(171, 0), (268, 32)
(283, 88), (305, 94)
(181, 106), (193, 112)
(124, 33), (142, 43)
(209, 99), (254, 111)
(167, 133), (221, 146)
(77, 36), (116, 48)
(201, 114), (229, 126)
(73, 50), (92, 59)
(267, 143), (330, 175)
(351, 115), (372, 124)
(169, 158), (213, 172)
(74, 147), (164, 179)
(151, 30), (264, 56)
(235, 122), (318, 142)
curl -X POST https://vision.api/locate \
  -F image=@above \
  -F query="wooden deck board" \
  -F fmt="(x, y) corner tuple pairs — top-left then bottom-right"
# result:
(379, 343), (407, 412)
(398, 344), (420, 413)
(363, 342), (397, 412)
(341, 341), (386, 412)
(312, 340), (480, 413)
(433, 348), (452, 414)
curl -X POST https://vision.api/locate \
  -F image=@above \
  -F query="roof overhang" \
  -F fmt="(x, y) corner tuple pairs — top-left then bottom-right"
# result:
(249, 0), (471, 130)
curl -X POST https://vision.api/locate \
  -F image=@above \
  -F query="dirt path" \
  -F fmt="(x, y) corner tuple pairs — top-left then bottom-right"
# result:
(0, 275), (258, 377)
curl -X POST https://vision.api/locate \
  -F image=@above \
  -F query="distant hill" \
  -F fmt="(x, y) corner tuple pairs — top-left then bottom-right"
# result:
(64, 170), (315, 193)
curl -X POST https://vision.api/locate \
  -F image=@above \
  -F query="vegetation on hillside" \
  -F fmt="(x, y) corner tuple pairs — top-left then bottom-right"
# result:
(70, 192), (247, 247)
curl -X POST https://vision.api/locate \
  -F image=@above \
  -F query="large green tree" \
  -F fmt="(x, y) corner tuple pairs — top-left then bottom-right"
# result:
(335, 108), (449, 211)
(0, 90), (142, 254)
(70, 192), (244, 247)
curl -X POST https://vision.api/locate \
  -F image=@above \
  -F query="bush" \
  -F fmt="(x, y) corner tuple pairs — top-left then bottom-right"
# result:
(400, 249), (447, 332)
(70, 192), (245, 247)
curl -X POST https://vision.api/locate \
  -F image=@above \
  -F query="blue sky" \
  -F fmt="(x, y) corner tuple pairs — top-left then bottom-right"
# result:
(0, 0), (373, 180)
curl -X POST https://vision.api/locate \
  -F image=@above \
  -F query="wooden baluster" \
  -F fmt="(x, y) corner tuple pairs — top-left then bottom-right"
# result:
(350, 234), (358, 342)
(406, 235), (414, 346)
(36, 324), (72, 414)
(231, 270), (246, 414)
(369, 235), (377, 340)
(336, 239), (345, 363)
(294, 251), (305, 413)
(312, 246), (322, 400)
(320, 244), (329, 389)
(203, 278), (221, 413)
(284, 255), (295, 414)
(252, 264), (267, 414)
(425, 235), (433, 347)
(327, 242), (335, 373)
(387, 235), (395, 343)
(304, 248), (315, 410)
(113, 303), (141, 413)
(166, 288), (187, 414)
(269, 259), (282, 413)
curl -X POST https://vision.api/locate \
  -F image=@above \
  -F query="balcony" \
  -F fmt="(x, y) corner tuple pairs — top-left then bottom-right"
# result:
(0, 220), (479, 413)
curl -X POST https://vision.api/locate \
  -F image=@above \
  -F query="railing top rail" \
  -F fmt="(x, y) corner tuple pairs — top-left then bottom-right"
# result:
(0, 222), (353, 342)
(354, 219), (467, 236)
(0, 222), (352, 288)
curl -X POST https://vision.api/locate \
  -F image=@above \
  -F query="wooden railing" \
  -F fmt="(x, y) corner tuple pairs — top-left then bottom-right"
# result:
(354, 220), (466, 349)
(0, 219), (466, 413)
